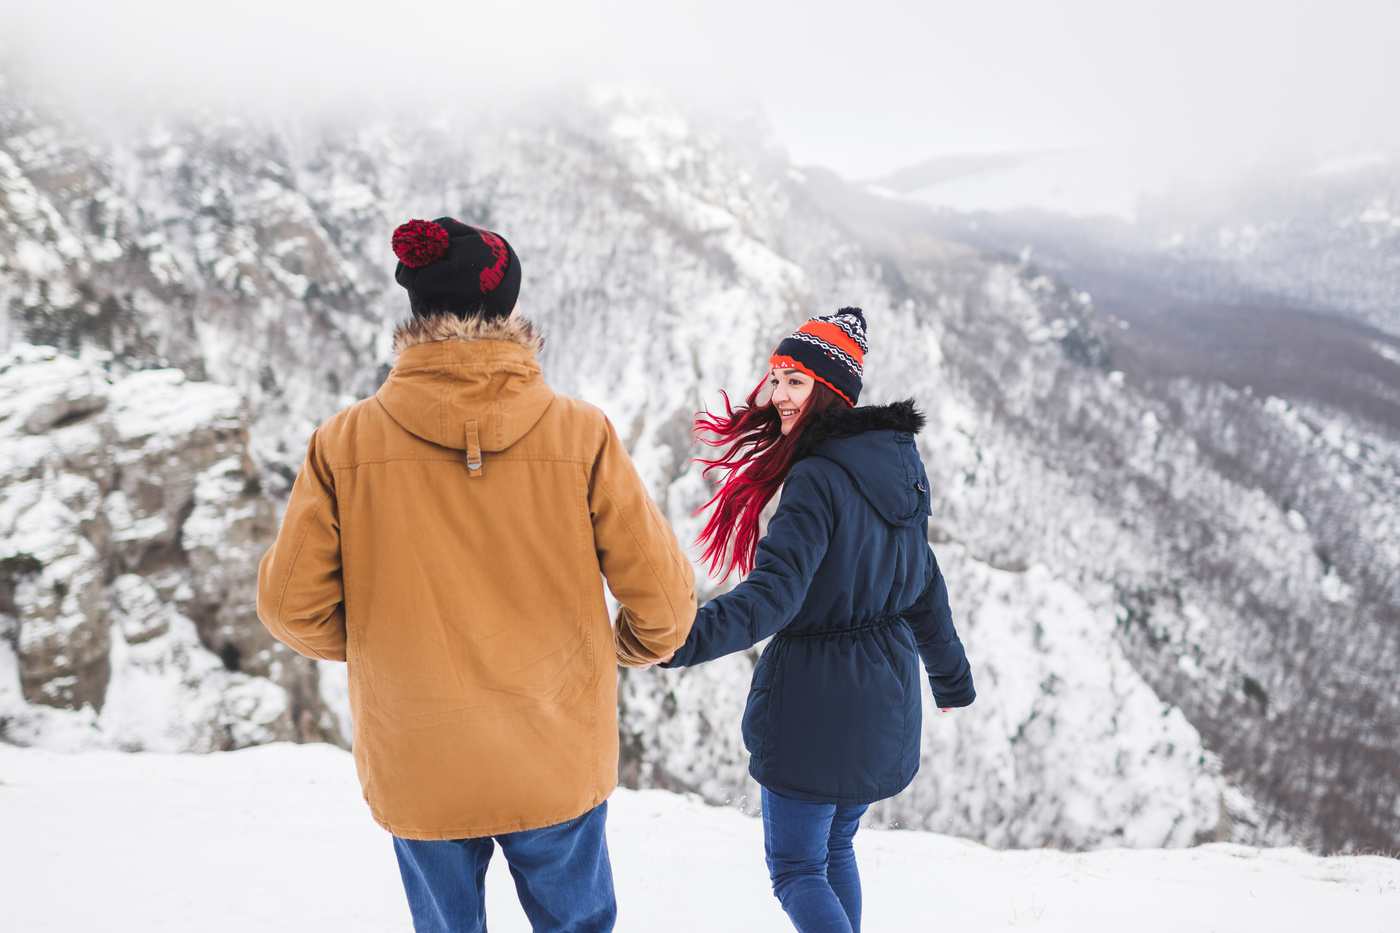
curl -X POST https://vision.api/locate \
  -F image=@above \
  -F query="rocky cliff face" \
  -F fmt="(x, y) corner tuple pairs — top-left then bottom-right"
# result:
(3, 78), (1396, 851)
(0, 344), (338, 750)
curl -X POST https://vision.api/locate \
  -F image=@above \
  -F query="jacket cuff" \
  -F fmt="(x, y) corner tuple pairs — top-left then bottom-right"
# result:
(660, 638), (696, 669)
(932, 680), (976, 708)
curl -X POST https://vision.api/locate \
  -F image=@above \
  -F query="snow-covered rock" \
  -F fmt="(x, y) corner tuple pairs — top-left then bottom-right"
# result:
(0, 344), (338, 751)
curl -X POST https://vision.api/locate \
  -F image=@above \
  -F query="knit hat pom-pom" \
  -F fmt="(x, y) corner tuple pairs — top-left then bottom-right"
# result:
(392, 219), (450, 268)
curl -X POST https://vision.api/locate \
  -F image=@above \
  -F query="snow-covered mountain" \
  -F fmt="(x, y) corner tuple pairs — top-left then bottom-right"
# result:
(3, 75), (1397, 853)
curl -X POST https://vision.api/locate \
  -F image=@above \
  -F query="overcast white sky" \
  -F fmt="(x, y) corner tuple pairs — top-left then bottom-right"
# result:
(2, 0), (1398, 179)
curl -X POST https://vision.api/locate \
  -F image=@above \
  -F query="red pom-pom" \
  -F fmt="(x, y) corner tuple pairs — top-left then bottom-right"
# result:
(392, 219), (450, 268)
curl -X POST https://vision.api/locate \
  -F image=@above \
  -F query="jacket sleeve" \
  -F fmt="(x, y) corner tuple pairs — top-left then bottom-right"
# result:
(256, 429), (347, 662)
(904, 548), (975, 707)
(591, 417), (697, 668)
(664, 461), (842, 668)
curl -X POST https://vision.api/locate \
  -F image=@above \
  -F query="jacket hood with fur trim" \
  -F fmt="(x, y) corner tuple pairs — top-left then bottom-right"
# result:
(792, 398), (925, 460)
(795, 399), (930, 527)
(377, 314), (554, 452)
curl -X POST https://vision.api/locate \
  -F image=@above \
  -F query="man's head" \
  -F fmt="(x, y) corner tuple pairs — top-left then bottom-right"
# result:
(392, 217), (521, 319)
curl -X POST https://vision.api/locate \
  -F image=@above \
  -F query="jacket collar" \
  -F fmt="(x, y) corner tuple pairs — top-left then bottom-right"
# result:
(793, 398), (925, 461)
(391, 313), (544, 358)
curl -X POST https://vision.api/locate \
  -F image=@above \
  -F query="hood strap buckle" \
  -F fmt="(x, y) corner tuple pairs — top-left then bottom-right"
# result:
(464, 421), (483, 477)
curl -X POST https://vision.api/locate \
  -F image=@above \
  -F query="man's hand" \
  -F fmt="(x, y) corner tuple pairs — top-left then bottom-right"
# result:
(939, 707), (953, 713)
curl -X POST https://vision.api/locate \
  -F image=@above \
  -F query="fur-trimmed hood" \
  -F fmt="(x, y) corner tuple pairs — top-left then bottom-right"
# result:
(376, 314), (554, 453)
(391, 313), (545, 358)
(795, 398), (930, 527)
(793, 398), (925, 461)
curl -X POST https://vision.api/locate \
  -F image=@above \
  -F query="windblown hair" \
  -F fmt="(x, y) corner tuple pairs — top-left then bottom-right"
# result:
(693, 378), (845, 580)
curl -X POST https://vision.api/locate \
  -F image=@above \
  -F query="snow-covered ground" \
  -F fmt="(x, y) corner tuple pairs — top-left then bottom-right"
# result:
(1, 743), (1395, 932)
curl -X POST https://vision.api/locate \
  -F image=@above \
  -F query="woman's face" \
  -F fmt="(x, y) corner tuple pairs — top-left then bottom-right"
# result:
(768, 368), (815, 435)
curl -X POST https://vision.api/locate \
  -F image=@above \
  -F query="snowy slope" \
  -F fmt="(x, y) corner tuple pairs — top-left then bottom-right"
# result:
(0, 743), (1396, 933)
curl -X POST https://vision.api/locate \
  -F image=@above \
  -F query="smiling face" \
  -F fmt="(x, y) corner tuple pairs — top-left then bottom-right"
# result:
(767, 368), (815, 435)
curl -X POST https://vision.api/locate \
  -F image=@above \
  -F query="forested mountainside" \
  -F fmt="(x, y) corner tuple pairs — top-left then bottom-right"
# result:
(3, 76), (1397, 851)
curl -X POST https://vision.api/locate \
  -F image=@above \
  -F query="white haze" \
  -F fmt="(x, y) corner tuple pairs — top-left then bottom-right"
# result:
(2, 0), (1399, 184)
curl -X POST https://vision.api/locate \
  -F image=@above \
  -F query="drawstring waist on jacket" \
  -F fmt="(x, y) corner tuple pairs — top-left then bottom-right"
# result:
(773, 612), (903, 641)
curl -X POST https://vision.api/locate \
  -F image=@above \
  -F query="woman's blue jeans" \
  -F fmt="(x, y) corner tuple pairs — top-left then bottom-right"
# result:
(392, 801), (615, 933)
(762, 786), (870, 933)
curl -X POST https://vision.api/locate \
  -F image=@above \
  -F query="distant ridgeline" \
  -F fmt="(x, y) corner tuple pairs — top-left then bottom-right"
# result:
(1, 80), (1397, 853)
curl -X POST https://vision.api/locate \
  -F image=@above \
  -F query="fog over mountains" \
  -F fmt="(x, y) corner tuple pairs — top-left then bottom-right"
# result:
(2, 74), (1397, 854)
(858, 148), (1400, 432)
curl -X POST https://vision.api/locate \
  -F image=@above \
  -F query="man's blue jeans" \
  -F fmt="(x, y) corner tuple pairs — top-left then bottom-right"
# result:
(762, 787), (870, 933)
(392, 801), (615, 933)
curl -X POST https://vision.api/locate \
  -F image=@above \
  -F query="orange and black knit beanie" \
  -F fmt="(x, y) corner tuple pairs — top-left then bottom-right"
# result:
(391, 217), (521, 319)
(770, 307), (867, 406)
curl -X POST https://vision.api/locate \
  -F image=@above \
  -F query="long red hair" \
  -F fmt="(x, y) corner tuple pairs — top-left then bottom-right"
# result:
(693, 377), (845, 580)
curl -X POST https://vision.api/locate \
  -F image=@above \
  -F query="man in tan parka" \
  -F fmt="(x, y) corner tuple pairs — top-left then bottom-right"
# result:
(257, 217), (695, 933)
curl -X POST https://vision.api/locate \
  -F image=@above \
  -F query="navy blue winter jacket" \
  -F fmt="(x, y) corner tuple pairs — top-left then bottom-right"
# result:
(666, 400), (975, 805)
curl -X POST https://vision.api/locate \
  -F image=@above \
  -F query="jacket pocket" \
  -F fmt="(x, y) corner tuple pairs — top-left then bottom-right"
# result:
(741, 652), (778, 760)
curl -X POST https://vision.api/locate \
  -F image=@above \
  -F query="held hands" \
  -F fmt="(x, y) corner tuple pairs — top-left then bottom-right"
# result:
(637, 652), (676, 671)
(939, 707), (953, 713)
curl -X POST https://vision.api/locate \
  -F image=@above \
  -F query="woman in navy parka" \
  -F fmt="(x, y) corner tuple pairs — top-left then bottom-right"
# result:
(663, 308), (975, 933)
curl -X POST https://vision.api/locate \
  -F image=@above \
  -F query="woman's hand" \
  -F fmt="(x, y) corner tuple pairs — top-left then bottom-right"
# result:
(939, 707), (953, 713)
(637, 652), (677, 671)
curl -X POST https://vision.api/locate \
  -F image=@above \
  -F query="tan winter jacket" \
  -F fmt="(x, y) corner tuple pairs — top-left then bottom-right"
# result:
(256, 314), (695, 840)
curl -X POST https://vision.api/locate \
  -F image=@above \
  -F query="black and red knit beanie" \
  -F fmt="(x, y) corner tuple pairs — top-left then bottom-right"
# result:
(769, 307), (868, 406)
(392, 217), (521, 319)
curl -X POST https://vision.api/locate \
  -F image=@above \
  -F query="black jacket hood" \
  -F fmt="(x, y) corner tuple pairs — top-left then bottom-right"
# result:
(794, 399), (930, 527)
